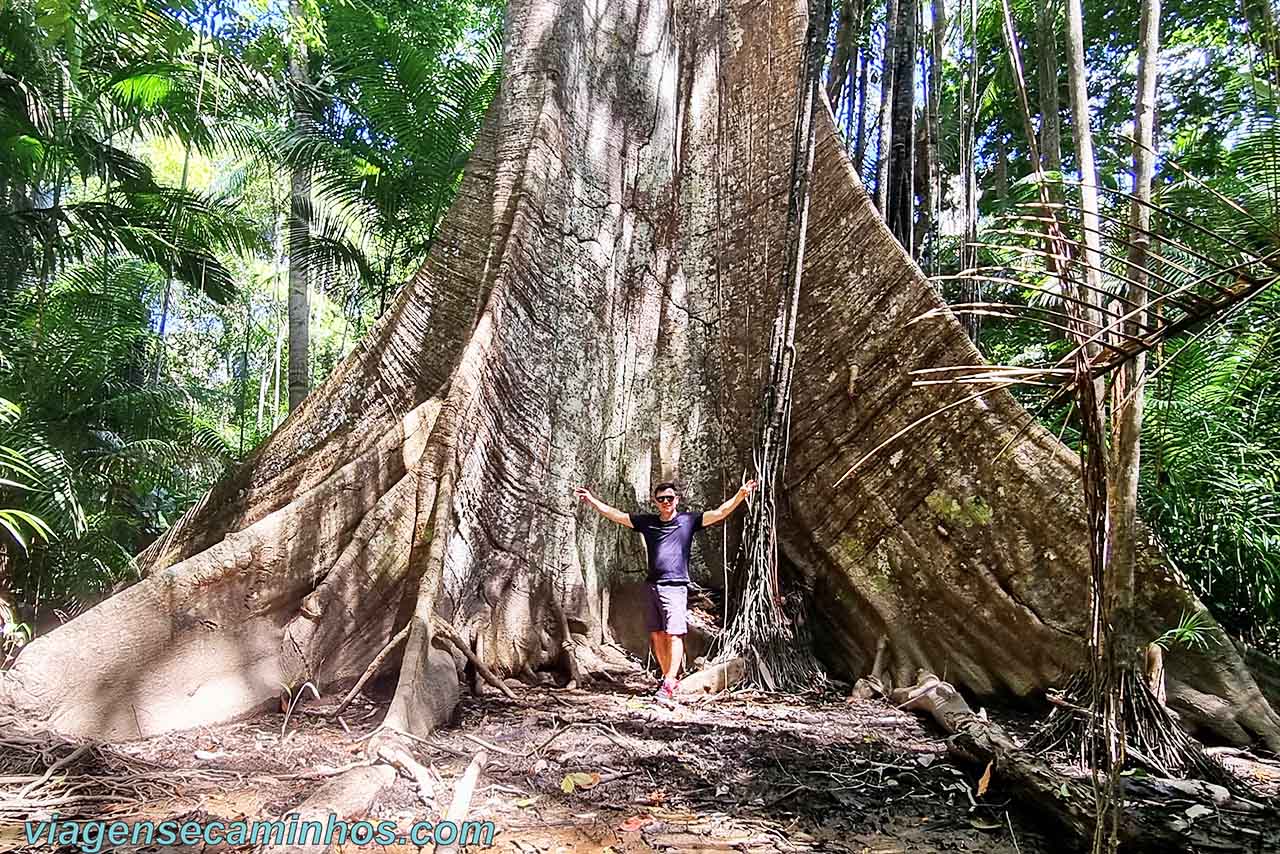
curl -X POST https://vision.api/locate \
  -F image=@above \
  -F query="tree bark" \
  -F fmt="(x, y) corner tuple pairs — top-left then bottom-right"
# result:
(2, 0), (1277, 761)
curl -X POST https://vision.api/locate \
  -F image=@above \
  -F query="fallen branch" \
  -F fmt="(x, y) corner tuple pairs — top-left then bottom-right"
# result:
(433, 750), (489, 854)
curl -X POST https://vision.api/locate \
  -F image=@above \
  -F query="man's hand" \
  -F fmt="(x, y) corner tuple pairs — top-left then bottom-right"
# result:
(573, 486), (633, 528)
(702, 478), (760, 527)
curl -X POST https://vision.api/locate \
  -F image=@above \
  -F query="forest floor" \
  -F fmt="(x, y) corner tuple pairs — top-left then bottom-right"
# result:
(3, 664), (1056, 854)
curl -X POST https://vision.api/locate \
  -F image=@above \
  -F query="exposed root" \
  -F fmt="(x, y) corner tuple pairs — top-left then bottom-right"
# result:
(262, 765), (396, 854)
(1028, 666), (1246, 793)
(850, 635), (892, 700)
(432, 750), (488, 854)
(549, 596), (588, 689)
(431, 618), (516, 701)
(367, 728), (438, 809)
(888, 669), (1278, 851)
(677, 657), (748, 695)
(330, 624), (411, 719)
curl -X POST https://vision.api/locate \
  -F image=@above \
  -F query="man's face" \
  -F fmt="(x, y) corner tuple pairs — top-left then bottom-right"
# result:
(654, 489), (679, 518)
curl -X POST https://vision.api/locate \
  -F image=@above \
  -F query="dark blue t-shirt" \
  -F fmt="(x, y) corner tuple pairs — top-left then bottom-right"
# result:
(629, 511), (704, 584)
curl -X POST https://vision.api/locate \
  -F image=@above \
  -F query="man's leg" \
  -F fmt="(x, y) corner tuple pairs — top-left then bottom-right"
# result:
(645, 585), (668, 678)
(649, 631), (670, 676)
(659, 584), (688, 688)
(665, 633), (684, 683)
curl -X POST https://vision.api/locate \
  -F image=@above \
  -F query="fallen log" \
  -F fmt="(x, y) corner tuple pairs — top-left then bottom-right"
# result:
(889, 670), (1278, 852)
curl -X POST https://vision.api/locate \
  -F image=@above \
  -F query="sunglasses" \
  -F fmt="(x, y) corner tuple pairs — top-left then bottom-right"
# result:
(655, 495), (677, 503)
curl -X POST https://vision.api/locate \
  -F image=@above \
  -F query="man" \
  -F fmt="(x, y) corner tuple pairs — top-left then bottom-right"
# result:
(574, 479), (758, 700)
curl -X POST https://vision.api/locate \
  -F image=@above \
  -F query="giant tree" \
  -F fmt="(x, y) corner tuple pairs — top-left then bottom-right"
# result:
(4, 0), (1278, 803)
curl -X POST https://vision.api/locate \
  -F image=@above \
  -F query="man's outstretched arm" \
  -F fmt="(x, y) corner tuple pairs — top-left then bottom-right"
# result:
(701, 479), (758, 527)
(574, 486), (634, 528)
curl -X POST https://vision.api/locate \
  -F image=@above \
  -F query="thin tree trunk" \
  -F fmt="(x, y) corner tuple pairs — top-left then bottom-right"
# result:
(885, 0), (916, 249)
(960, 0), (980, 341)
(853, 48), (871, 172)
(287, 0), (312, 412)
(1108, 0), (1160, 656)
(1036, 0), (1061, 174)
(827, 0), (861, 114)
(994, 134), (1008, 200)
(874, 0), (898, 210)
(1035, 0), (1065, 317)
(1064, 0), (1104, 363)
(271, 317), (284, 427)
(154, 10), (210, 383)
(922, 0), (945, 268)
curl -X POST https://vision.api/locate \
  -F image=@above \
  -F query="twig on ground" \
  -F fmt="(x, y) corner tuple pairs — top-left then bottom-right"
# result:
(459, 732), (521, 758)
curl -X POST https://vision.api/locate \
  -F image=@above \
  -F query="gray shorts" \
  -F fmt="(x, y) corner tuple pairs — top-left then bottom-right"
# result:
(644, 583), (688, 635)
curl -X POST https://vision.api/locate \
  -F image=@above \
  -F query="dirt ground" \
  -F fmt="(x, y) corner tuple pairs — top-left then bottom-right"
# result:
(3, 665), (1060, 854)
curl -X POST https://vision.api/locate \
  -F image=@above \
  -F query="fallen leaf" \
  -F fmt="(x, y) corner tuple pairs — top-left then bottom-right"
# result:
(1185, 804), (1213, 820)
(976, 761), (993, 797)
(514, 797), (537, 808)
(560, 771), (600, 793)
(1058, 782), (1070, 798)
(642, 789), (667, 805)
(618, 815), (650, 832)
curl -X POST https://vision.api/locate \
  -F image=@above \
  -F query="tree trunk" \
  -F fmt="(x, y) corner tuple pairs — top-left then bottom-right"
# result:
(917, 0), (944, 267)
(1108, 0), (1159, 657)
(1035, 0), (1061, 174)
(1063, 0), (1104, 362)
(994, 133), (1009, 200)
(852, 47), (871, 173)
(959, 0), (980, 341)
(827, 0), (862, 114)
(874, 0), (898, 211)
(3, 0), (1277, 763)
(885, 0), (916, 249)
(287, 0), (312, 412)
